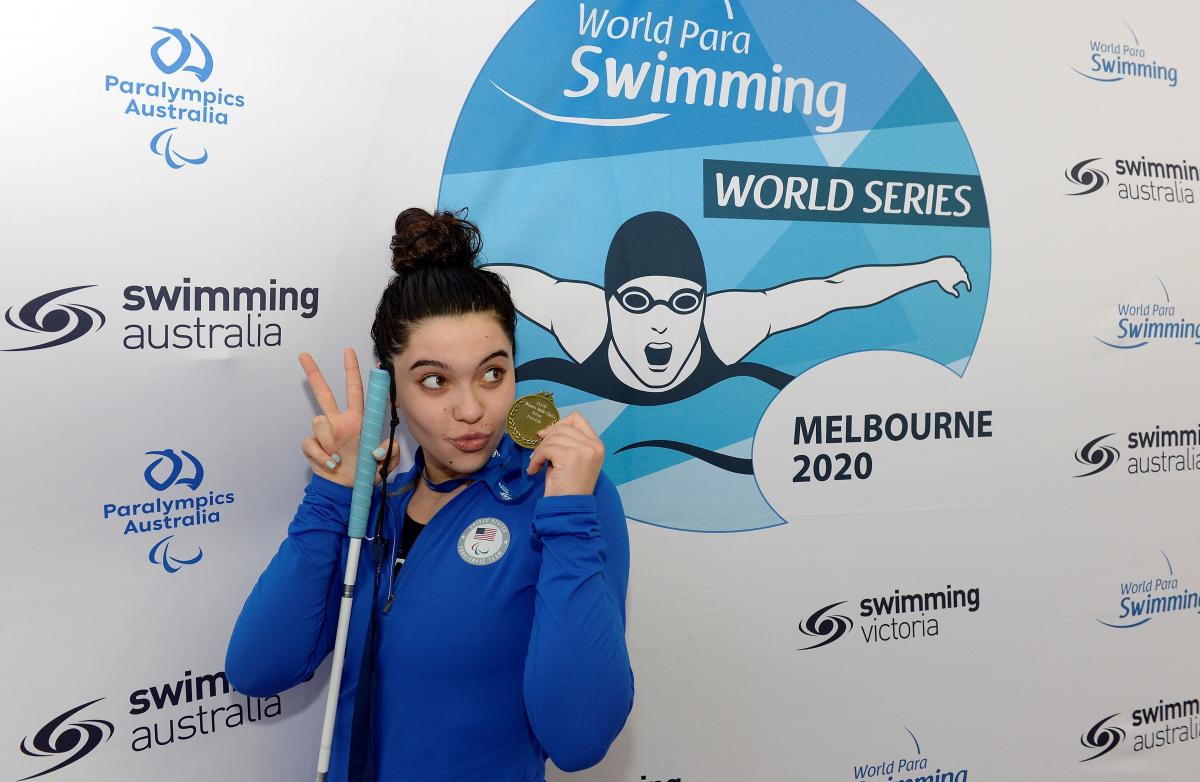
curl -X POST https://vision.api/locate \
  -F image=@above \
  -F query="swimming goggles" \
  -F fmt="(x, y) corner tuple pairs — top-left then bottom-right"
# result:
(615, 286), (703, 314)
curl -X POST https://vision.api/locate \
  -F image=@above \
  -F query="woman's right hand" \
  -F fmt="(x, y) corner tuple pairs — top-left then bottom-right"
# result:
(300, 348), (400, 487)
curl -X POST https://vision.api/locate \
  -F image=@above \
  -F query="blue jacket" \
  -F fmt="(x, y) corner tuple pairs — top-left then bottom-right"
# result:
(226, 436), (633, 781)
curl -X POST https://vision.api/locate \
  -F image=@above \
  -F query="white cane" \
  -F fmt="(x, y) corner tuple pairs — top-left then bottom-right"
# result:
(315, 367), (391, 781)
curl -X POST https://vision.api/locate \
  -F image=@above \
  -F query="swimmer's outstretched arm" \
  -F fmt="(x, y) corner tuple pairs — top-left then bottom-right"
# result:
(483, 264), (608, 362)
(705, 256), (970, 364)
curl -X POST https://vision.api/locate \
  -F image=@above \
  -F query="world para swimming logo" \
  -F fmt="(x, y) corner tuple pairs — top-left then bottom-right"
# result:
(440, 0), (990, 532)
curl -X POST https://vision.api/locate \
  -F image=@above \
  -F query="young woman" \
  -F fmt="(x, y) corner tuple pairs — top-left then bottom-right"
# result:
(226, 208), (634, 782)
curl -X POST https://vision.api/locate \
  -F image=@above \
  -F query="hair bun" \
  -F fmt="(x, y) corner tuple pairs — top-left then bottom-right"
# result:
(390, 207), (482, 272)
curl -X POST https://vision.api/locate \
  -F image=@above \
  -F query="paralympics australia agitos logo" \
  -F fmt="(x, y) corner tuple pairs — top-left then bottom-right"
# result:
(439, 0), (991, 533)
(103, 26), (247, 168)
(98, 449), (235, 573)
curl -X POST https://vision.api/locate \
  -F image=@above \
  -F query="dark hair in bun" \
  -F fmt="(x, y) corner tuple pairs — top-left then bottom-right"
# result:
(388, 207), (483, 271)
(372, 207), (516, 366)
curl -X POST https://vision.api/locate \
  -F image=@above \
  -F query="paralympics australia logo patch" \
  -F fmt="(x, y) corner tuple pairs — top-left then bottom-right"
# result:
(457, 518), (510, 566)
(103, 26), (248, 168)
(439, 0), (991, 532)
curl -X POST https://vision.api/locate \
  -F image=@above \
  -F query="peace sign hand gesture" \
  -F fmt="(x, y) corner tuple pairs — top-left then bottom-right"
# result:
(299, 348), (401, 487)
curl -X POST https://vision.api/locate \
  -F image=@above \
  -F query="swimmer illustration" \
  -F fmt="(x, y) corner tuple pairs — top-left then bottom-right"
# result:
(487, 211), (972, 408)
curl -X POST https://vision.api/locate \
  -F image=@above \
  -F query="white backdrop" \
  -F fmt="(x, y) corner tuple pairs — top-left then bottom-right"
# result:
(3, 1), (1198, 781)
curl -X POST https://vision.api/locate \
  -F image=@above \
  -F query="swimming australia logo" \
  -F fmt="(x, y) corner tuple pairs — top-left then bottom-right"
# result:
(1071, 21), (1180, 87)
(1074, 434), (1119, 477)
(3, 286), (105, 352)
(1080, 714), (1125, 762)
(456, 518), (510, 566)
(144, 449), (204, 491)
(150, 27), (213, 81)
(1098, 550), (1199, 629)
(1094, 277), (1200, 350)
(9, 278), (321, 353)
(797, 584), (980, 651)
(1080, 697), (1200, 761)
(1064, 154), (1197, 205)
(18, 699), (114, 781)
(1074, 423), (1200, 478)
(103, 26), (248, 168)
(1065, 158), (1108, 195)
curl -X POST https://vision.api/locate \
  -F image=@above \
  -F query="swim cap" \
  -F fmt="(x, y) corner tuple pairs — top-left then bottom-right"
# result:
(604, 211), (706, 295)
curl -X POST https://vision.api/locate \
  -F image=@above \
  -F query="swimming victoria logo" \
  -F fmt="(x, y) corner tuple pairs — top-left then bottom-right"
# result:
(99, 448), (235, 574)
(102, 26), (248, 168)
(797, 584), (981, 650)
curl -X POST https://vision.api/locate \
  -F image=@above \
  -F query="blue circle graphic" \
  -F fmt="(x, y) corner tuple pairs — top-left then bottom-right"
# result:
(440, 0), (990, 532)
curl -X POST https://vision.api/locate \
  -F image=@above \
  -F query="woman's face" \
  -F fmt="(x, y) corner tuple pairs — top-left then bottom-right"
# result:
(392, 313), (516, 482)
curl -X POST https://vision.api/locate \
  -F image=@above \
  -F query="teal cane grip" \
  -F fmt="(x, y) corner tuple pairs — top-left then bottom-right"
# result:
(347, 368), (392, 539)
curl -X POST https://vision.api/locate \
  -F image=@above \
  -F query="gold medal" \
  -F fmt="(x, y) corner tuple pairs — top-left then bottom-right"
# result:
(506, 391), (559, 449)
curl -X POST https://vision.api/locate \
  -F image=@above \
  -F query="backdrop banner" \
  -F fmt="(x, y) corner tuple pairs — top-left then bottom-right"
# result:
(2, 1), (1197, 781)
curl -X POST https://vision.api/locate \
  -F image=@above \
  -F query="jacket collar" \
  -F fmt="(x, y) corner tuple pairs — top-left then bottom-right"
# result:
(392, 435), (538, 504)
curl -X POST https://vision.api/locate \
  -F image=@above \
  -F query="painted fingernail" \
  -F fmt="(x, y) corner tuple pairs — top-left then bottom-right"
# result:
(325, 460), (337, 470)
(372, 447), (386, 460)
(331, 453), (341, 464)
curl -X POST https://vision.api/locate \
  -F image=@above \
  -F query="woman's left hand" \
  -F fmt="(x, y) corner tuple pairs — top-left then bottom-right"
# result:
(527, 412), (606, 497)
